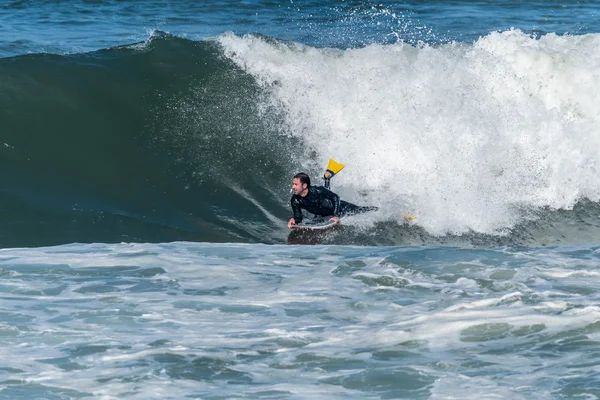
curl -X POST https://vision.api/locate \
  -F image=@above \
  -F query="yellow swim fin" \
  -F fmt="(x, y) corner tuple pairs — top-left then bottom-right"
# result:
(326, 159), (345, 176)
(401, 212), (416, 222)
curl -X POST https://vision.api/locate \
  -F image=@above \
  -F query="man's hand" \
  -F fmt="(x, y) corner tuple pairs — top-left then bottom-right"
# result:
(287, 218), (296, 229)
(329, 216), (340, 224)
(324, 171), (332, 179)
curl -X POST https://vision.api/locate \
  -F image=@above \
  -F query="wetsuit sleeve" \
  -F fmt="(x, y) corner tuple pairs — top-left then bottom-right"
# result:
(290, 195), (303, 223)
(323, 177), (331, 189)
(321, 187), (341, 217)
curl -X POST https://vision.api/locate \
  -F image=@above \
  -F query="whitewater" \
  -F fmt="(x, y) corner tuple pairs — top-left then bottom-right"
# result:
(2, 242), (600, 399)
(219, 30), (600, 237)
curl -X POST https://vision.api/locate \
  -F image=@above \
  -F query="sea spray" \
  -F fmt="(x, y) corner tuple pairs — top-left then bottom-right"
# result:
(219, 30), (600, 236)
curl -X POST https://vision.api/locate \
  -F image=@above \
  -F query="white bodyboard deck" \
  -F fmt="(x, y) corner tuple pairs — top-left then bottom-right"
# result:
(291, 217), (337, 231)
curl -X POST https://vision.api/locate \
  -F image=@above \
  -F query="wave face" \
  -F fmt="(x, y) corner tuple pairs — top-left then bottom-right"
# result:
(2, 31), (600, 247)
(0, 34), (299, 247)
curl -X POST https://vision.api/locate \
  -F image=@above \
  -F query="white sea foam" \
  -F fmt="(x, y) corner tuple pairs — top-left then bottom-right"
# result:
(218, 30), (600, 235)
(1, 242), (600, 398)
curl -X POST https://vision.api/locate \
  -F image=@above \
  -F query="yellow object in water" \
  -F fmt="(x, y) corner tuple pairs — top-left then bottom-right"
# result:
(326, 159), (345, 176)
(401, 212), (416, 222)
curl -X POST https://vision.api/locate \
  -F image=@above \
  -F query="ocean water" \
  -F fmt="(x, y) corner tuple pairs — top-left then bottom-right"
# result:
(2, 0), (600, 398)
(2, 242), (600, 399)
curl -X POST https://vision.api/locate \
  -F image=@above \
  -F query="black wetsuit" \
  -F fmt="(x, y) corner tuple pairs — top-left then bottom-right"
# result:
(290, 179), (377, 223)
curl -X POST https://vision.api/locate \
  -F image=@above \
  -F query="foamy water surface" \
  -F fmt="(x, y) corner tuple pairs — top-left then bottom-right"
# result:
(1, 242), (599, 399)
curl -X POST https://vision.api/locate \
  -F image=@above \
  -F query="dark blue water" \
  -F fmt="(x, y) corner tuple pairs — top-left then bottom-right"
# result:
(1, 0), (598, 58)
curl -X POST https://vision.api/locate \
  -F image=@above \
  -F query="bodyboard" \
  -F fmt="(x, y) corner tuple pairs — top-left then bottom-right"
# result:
(291, 217), (337, 231)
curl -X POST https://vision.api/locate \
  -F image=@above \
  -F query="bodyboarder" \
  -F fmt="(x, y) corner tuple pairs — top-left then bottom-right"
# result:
(287, 172), (377, 229)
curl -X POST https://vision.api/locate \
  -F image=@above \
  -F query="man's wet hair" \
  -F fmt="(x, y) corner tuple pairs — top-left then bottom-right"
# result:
(293, 173), (311, 187)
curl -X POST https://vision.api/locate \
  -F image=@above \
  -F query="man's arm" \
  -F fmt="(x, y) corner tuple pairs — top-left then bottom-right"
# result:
(319, 187), (340, 218)
(327, 189), (341, 224)
(290, 195), (303, 224)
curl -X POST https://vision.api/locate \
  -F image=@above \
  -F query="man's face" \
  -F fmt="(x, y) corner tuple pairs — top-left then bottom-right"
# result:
(292, 178), (307, 195)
